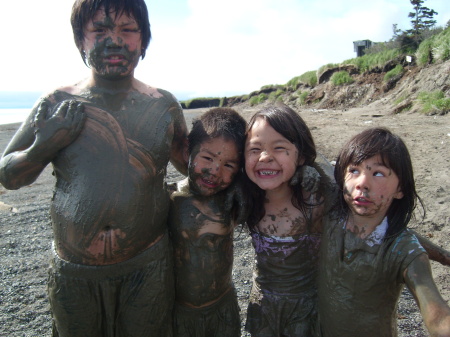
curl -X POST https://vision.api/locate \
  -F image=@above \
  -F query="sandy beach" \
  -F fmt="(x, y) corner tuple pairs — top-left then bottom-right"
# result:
(0, 105), (449, 336)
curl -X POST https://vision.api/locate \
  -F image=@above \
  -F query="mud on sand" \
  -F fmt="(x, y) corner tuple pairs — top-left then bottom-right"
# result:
(0, 106), (449, 336)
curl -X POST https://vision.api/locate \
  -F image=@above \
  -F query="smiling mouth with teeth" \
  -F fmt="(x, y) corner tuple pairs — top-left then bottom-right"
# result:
(104, 55), (126, 63)
(258, 170), (278, 176)
(201, 177), (218, 187)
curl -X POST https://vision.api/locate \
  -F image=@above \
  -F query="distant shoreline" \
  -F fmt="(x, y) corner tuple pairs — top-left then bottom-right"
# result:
(0, 108), (209, 128)
(1, 122), (21, 128)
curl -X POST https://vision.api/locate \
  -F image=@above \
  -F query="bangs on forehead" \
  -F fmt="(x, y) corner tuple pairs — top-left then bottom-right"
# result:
(88, 1), (132, 21)
(71, 0), (151, 62)
(349, 146), (392, 168)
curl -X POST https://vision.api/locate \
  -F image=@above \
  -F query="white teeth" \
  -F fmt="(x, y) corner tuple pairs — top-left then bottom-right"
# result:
(259, 170), (277, 176)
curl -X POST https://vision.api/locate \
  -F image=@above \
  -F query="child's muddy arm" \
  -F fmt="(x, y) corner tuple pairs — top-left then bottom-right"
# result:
(405, 254), (450, 336)
(169, 105), (189, 176)
(0, 99), (85, 189)
(298, 165), (321, 194)
(224, 173), (249, 225)
(411, 230), (450, 267)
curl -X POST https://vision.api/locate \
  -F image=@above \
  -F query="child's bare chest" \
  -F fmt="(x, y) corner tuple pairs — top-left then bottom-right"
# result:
(257, 207), (307, 236)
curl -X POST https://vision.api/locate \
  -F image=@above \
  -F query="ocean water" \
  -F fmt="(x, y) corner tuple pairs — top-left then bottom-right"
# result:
(0, 109), (30, 126)
(0, 91), (41, 126)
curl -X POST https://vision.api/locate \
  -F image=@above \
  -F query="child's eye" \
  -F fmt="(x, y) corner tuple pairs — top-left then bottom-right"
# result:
(92, 27), (106, 33)
(348, 167), (359, 175)
(122, 28), (139, 33)
(201, 156), (212, 162)
(374, 171), (385, 177)
(225, 163), (236, 169)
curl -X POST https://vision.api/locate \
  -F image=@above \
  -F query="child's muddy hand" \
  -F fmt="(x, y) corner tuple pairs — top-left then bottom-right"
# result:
(224, 175), (249, 225)
(298, 165), (321, 194)
(33, 99), (86, 150)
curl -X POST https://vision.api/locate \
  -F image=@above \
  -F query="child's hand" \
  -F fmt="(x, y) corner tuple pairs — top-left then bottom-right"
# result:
(34, 99), (85, 144)
(29, 99), (85, 161)
(224, 174), (249, 225)
(292, 165), (321, 194)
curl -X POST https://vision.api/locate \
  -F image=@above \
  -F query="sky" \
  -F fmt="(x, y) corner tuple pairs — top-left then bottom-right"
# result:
(1, 0), (449, 101)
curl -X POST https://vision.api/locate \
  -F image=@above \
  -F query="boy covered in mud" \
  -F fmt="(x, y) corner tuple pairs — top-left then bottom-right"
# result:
(0, 0), (187, 336)
(168, 108), (247, 336)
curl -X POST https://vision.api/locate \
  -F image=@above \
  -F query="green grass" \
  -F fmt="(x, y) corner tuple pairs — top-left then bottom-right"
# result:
(393, 94), (408, 105)
(331, 71), (354, 86)
(342, 48), (402, 73)
(286, 70), (318, 89)
(384, 65), (404, 82)
(249, 93), (268, 106)
(299, 91), (309, 104)
(268, 89), (285, 102)
(318, 63), (339, 75)
(417, 91), (450, 114)
(416, 27), (450, 65)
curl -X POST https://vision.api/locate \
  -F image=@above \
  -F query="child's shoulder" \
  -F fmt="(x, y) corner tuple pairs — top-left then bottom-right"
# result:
(387, 228), (426, 256)
(135, 81), (180, 104)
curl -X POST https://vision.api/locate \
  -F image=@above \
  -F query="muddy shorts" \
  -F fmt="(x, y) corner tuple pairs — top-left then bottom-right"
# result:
(245, 286), (317, 337)
(48, 233), (174, 337)
(173, 288), (240, 337)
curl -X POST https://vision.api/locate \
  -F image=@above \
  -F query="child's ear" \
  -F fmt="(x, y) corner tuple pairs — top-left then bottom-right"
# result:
(298, 157), (305, 166)
(394, 188), (404, 200)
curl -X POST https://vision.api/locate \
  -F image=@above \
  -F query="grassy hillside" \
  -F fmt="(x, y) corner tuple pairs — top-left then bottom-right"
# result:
(182, 26), (450, 115)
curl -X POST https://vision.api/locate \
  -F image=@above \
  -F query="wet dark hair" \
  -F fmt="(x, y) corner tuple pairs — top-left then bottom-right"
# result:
(71, 0), (151, 63)
(188, 107), (247, 160)
(334, 127), (423, 239)
(245, 104), (317, 228)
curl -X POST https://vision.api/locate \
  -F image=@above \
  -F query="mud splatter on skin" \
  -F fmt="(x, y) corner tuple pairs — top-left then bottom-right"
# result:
(168, 180), (235, 307)
(188, 165), (230, 196)
(87, 38), (140, 78)
(260, 208), (307, 236)
(84, 12), (141, 80)
(187, 139), (239, 197)
(14, 64), (188, 265)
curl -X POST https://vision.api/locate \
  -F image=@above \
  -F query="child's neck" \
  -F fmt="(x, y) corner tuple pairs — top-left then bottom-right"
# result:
(89, 73), (135, 92)
(265, 185), (292, 209)
(346, 212), (386, 239)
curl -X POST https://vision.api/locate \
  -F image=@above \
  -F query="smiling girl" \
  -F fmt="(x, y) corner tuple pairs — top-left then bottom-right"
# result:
(243, 104), (337, 336)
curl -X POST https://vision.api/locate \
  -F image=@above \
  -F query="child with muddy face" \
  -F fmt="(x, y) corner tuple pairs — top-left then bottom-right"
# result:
(318, 127), (450, 337)
(168, 107), (246, 336)
(0, 0), (188, 336)
(243, 104), (337, 336)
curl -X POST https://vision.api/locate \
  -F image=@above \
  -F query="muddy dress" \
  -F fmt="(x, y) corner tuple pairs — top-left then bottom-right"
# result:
(245, 229), (321, 336)
(318, 217), (426, 337)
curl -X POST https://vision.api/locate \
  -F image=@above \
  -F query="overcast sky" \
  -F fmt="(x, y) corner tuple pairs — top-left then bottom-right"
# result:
(1, 0), (449, 100)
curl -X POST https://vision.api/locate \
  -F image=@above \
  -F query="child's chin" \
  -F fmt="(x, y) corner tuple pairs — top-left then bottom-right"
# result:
(200, 186), (228, 197)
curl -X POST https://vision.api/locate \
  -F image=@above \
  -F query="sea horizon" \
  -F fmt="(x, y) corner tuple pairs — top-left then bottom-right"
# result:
(0, 91), (197, 126)
(0, 109), (30, 126)
(0, 91), (40, 126)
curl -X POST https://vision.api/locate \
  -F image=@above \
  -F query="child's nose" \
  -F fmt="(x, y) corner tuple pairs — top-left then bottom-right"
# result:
(355, 174), (370, 190)
(259, 151), (273, 162)
(105, 33), (122, 47)
(214, 164), (222, 175)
